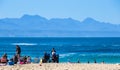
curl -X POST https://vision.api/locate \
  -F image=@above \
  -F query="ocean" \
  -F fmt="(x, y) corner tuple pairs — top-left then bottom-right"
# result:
(0, 37), (120, 63)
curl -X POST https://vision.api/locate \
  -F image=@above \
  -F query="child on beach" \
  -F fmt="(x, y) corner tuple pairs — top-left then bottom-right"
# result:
(27, 56), (31, 64)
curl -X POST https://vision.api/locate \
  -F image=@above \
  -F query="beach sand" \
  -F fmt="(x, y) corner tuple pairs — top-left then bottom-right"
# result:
(0, 63), (120, 70)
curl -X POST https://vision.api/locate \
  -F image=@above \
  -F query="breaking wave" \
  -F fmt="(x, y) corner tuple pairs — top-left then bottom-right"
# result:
(11, 43), (37, 46)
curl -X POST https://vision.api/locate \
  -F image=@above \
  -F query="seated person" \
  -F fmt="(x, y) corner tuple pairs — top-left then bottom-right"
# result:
(27, 56), (31, 64)
(13, 55), (18, 64)
(42, 52), (50, 63)
(23, 56), (27, 64)
(20, 59), (24, 64)
(1, 57), (7, 64)
(18, 57), (26, 64)
(1, 53), (8, 64)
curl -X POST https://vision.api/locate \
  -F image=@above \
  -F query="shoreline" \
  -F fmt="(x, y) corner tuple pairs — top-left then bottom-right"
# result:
(0, 63), (120, 70)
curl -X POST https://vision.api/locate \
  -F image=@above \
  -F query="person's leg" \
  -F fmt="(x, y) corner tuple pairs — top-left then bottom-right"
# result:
(17, 54), (21, 63)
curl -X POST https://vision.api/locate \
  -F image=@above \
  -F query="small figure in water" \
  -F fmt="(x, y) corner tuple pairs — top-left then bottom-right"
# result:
(77, 59), (80, 63)
(87, 61), (90, 64)
(94, 59), (97, 63)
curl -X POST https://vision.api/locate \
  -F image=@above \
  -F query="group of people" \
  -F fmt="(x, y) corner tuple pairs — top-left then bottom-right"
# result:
(0, 45), (59, 66)
(0, 45), (31, 66)
(42, 48), (59, 63)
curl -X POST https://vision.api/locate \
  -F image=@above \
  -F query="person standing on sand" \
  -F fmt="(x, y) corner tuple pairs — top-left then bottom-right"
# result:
(51, 48), (57, 62)
(16, 45), (21, 59)
(51, 48), (56, 56)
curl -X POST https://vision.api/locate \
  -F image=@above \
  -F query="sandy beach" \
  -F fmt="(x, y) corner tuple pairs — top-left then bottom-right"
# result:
(0, 63), (120, 70)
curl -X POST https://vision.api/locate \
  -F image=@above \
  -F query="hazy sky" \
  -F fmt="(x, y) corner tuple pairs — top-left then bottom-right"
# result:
(0, 0), (120, 24)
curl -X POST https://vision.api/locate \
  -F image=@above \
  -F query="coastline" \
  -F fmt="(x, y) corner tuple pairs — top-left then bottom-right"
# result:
(0, 63), (120, 70)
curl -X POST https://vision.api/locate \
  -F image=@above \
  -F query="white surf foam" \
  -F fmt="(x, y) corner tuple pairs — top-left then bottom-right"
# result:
(60, 53), (76, 58)
(11, 43), (37, 46)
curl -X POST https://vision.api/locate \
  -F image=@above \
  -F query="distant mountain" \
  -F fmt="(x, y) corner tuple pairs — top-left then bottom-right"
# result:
(0, 14), (120, 37)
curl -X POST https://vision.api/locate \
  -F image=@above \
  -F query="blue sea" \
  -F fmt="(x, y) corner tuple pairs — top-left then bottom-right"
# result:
(0, 37), (120, 63)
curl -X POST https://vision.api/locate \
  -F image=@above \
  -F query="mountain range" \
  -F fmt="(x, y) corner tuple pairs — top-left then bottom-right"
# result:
(0, 14), (120, 37)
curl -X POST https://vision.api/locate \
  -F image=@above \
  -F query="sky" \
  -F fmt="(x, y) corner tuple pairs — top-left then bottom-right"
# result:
(0, 0), (120, 24)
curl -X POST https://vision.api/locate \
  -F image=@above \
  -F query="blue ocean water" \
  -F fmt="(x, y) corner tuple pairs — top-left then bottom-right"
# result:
(0, 37), (120, 63)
